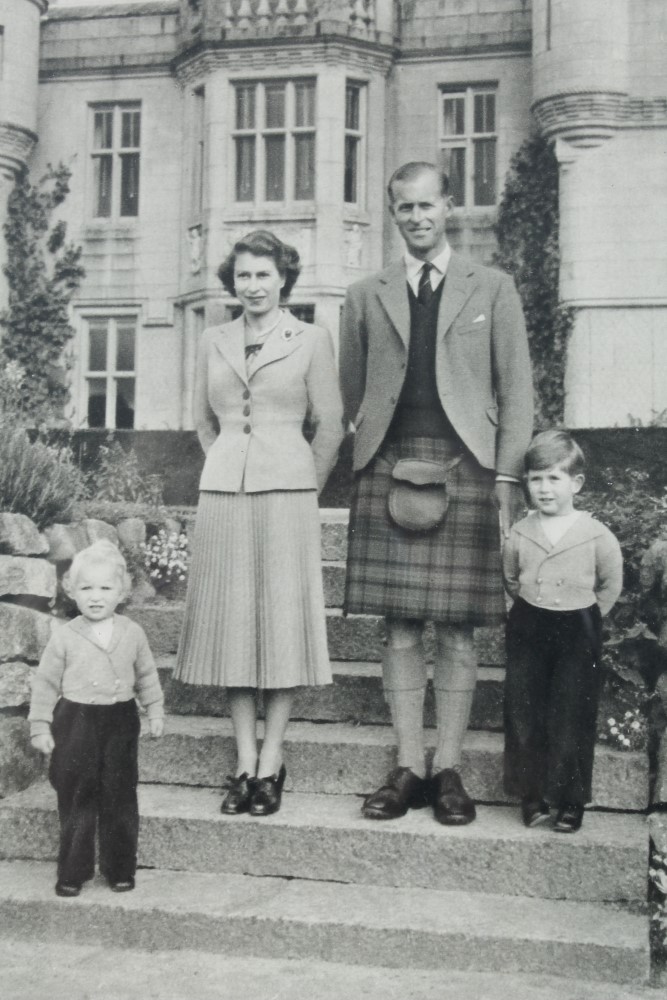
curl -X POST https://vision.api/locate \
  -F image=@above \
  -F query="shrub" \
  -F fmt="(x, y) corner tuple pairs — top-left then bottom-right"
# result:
(0, 425), (87, 529)
(87, 434), (163, 504)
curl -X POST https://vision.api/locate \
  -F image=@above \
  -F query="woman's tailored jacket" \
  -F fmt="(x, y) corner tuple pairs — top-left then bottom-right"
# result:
(195, 312), (344, 494)
(28, 615), (164, 737)
(502, 511), (623, 617)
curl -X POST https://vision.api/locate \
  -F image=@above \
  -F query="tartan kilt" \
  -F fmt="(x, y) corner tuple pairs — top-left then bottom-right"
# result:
(344, 437), (506, 625)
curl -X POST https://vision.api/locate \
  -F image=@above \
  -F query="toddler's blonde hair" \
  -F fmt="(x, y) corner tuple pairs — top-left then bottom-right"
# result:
(63, 539), (132, 602)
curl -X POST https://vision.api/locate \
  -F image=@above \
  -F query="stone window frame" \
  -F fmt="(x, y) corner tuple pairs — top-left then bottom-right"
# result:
(89, 102), (142, 219)
(438, 84), (498, 209)
(81, 314), (138, 430)
(232, 78), (316, 206)
(344, 80), (366, 207)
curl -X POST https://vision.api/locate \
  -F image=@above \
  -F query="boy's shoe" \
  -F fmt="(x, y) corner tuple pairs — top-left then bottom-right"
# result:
(55, 882), (81, 898)
(521, 798), (551, 828)
(553, 803), (584, 833)
(109, 877), (135, 892)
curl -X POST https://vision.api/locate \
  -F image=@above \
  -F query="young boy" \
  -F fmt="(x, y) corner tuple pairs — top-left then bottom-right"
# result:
(502, 430), (623, 833)
(29, 540), (164, 896)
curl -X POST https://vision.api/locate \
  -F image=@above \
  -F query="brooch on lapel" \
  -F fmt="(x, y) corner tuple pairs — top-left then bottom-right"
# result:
(281, 326), (299, 342)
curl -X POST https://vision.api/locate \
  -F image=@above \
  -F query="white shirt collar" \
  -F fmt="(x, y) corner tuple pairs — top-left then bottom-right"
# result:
(404, 243), (451, 295)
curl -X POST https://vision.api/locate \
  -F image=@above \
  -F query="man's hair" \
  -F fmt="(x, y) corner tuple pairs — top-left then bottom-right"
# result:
(63, 540), (132, 601)
(524, 429), (586, 477)
(387, 162), (450, 203)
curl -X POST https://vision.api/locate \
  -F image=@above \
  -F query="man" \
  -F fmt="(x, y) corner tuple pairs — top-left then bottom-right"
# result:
(340, 161), (533, 824)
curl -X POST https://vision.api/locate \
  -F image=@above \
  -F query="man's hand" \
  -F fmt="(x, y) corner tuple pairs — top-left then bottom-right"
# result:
(495, 480), (525, 540)
(31, 733), (55, 756)
(149, 717), (164, 738)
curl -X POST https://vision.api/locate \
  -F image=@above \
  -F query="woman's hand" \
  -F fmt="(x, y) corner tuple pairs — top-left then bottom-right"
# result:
(31, 733), (55, 756)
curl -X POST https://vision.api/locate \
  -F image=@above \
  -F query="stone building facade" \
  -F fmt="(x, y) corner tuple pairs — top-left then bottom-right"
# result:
(1, 0), (665, 430)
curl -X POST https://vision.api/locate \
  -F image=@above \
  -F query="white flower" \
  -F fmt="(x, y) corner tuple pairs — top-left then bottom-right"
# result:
(608, 718), (616, 726)
(631, 720), (640, 730)
(610, 726), (619, 735)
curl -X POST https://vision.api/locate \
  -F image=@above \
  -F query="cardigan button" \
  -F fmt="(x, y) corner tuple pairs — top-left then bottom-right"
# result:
(243, 405), (251, 417)
(243, 424), (251, 434)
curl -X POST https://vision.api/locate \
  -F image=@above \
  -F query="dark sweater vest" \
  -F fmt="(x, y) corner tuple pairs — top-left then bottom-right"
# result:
(387, 280), (459, 441)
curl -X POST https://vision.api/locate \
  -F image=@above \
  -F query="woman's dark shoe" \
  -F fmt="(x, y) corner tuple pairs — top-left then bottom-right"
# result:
(521, 798), (551, 828)
(431, 768), (476, 825)
(221, 772), (256, 815)
(554, 803), (584, 833)
(362, 766), (430, 820)
(250, 764), (287, 816)
(109, 877), (135, 893)
(55, 882), (80, 898)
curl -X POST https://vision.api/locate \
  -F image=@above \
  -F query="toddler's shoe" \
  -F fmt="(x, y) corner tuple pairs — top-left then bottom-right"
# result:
(109, 877), (135, 892)
(553, 803), (584, 833)
(521, 798), (551, 828)
(55, 882), (80, 898)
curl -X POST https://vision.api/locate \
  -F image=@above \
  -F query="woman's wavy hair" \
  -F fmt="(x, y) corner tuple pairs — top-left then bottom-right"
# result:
(217, 229), (301, 300)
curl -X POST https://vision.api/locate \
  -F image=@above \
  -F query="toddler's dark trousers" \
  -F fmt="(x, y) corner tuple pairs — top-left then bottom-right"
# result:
(503, 599), (603, 807)
(49, 698), (140, 887)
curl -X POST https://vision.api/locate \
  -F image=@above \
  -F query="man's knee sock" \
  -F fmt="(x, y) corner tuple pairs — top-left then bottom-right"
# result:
(382, 643), (428, 778)
(432, 628), (478, 773)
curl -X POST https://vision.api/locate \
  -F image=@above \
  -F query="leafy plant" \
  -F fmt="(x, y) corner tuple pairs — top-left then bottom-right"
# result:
(495, 133), (575, 427)
(0, 426), (87, 529)
(1, 163), (84, 425)
(87, 434), (163, 504)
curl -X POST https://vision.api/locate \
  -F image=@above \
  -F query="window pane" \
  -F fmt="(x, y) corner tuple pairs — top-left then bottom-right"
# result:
(88, 326), (107, 371)
(120, 153), (140, 216)
(473, 139), (496, 205)
(265, 135), (285, 200)
(295, 81), (315, 127)
(344, 134), (358, 203)
(345, 85), (360, 131)
(294, 134), (315, 200)
(87, 378), (107, 428)
(116, 326), (135, 371)
(93, 156), (112, 217)
(121, 109), (141, 148)
(236, 85), (256, 130)
(94, 110), (113, 149)
(441, 147), (465, 206)
(265, 84), (285, 129)
(235, 136), (255, 201)
(443, 97), (465, 136)
(289, 304), (315, 324)
(115, 378), (135, 429)
(474, 93), (495, 134)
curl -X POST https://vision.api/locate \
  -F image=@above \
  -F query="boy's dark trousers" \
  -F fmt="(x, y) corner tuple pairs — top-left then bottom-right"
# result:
(503, 598), (603, 806)
(49, 698), (140, 887)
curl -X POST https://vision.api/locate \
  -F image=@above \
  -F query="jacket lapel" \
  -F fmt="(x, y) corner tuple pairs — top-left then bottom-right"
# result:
(437, 252), (476, 340)
(250, 311), (305, 377)
(515, 511), (603, 557)
(211, 316), (248, 387)
(376, 261), (410, 349)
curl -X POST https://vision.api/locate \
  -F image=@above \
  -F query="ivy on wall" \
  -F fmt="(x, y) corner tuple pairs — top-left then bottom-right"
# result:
(494, 133), (574, 428)
(1, 163), (84, 424)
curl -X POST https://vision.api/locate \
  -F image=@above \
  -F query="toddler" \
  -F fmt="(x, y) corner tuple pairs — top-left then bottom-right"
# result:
(29, 540), (164, 896)
(502, 430), (623, 833)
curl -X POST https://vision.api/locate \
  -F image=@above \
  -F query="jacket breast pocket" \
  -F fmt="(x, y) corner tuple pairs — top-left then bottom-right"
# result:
(456, 320), (490, 337)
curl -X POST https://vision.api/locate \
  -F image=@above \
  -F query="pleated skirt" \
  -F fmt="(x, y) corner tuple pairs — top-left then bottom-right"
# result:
(174, 490), (332, 689)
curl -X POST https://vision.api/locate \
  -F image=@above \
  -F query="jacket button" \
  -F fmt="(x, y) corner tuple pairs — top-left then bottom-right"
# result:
(243, 405), (251, 416)
(243, 390), (250, 400)
(537, 578), (543, 584)
(243, 424), (251, 434)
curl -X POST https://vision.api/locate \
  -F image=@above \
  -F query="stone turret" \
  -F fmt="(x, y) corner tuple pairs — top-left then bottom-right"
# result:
(530, 0), (667, 427)
(0, 0), (48, 308)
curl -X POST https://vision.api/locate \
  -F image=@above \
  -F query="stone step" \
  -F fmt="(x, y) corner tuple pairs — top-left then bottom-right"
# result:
(180, 506), (350, 560)
(127, 603), (506, 665)
(160, 656), (506, 731)
(0, 781), (648, 903)
(0, 937), (657, 1000)
(0, 861), (649, 986)
(136, 715), (648, 812)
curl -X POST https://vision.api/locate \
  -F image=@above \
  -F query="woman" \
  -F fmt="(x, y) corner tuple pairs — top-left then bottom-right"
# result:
(174, 230), (344, 816)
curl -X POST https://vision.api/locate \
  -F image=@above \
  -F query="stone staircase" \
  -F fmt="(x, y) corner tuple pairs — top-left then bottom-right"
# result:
(0, 509), (653, 989)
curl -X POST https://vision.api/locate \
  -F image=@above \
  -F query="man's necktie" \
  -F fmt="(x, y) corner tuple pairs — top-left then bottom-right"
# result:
(417, 262), (434, 306)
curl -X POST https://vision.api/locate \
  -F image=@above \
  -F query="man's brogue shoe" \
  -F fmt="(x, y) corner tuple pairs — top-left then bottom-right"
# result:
(431, 768), (476, 825)
(362, 766), (430, 820)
